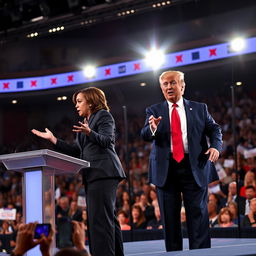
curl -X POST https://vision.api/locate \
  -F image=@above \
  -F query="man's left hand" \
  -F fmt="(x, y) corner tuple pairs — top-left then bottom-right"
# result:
(205, 148), (219, 162)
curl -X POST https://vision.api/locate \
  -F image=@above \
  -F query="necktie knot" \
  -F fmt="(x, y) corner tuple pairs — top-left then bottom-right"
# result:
(172, 103), (178, 108)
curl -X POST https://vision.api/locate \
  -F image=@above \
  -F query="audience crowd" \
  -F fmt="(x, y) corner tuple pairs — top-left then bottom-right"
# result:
(0, 86), (256, 253)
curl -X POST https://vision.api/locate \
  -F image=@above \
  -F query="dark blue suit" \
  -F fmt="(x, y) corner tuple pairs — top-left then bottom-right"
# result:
(56, 109), (126, 256)
(141, 99), (222, 251)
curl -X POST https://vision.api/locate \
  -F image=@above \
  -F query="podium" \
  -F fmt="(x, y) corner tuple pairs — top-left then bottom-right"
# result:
(0, 149), (90, 256)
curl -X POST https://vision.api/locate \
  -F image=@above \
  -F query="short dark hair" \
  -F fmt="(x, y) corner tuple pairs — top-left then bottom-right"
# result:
(55, 248), (89, 256)
(245, 185), (256, 191)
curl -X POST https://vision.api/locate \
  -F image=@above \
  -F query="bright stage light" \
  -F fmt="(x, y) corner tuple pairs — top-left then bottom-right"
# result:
(83, 65), (96, 78)
(145, 48), (165, 70)
(230, 37), (246, 52)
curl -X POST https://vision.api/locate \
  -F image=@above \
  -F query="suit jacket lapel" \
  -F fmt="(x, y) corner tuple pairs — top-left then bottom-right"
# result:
(77, 133), (83, 150)
(183, 98), (193, 145)
(88, 112), (96, 126)
(77, 112), (97, 148)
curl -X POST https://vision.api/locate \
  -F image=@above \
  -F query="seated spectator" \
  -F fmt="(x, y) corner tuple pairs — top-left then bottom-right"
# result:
(119, 191), (130, 215)
(131, 205), (147, 229)
(147, 206), (162, 230)
(121, 200), (130, 216)
(214, 207), (237, 227)
(225, 182), (246, 215)
(65, 182), (77, 200)
(136, 193), (155, 223)
(0, 220), (15, 253)
(0, 220), (13, 234)
(244, 185), (256, 215)
(81, 209), (88, 240)
(56, 196), (70, 219)
(240, 171), (256, 197)
(10, 221), (89, 256)
(148, 187), (158, 208)
(208, 193), (224, 213)
(227, 201), (244, 225)
(117, 210), (131, 230)
(12, 212), (23, 232)
(242, 198), (256, 227)
(208, 200), (219, 227)
(69, 200), (82, 222)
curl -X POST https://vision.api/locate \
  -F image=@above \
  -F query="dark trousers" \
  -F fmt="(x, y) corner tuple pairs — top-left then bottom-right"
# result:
(156, 155), (210, 251)
(85, 179), (124, 256)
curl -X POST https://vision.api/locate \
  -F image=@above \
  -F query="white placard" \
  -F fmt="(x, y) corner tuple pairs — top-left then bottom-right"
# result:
(223, 159), (234, 168)
(208, 184), (221, 194)
(0, 208), (16, 220)
(77, 196), (86, 208)
(244, 148), (256, 159)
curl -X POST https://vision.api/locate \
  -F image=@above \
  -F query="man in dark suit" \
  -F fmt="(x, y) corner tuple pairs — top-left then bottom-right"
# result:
(225, 181), (246, 215)
(141, 70), (222, 251)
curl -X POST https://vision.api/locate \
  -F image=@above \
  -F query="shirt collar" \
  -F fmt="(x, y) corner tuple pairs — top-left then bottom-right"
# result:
(167, 97), (184, 109)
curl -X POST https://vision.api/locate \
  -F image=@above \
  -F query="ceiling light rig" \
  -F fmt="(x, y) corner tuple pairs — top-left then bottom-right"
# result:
(152, 1), (171, 8)
(117, 9), (135, 17)
(26, 32), (39, 38)
(0, 0), (192, 43)
(80, 19), (97, 26)
(49, 26), (65, 33)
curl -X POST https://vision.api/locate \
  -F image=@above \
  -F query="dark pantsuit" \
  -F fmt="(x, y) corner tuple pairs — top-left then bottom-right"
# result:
(85, 179), (124, 256)
(157, 155), (210, 251)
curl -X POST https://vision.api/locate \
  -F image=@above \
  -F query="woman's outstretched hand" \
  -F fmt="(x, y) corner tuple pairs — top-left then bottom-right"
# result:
(31, 128), (57, 145)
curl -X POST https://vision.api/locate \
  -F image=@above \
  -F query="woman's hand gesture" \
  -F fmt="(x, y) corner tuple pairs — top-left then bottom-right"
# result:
(31, 128), (57, 145)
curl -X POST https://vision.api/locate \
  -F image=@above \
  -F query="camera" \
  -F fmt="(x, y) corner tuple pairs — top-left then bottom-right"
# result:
(34, 223), (51, 239)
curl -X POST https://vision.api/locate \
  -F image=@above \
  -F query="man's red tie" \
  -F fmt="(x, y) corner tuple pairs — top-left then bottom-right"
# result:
(171, 103), (184, 163)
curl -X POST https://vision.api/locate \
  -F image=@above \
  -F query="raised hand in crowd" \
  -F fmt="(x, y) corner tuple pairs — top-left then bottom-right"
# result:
(72, 220), (87, 251)
(11, 222), (53, 256)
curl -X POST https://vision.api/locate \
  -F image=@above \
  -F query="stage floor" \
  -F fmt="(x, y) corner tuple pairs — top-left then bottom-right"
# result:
(1, 238), (256, 256)
(124, 238), (256, 256)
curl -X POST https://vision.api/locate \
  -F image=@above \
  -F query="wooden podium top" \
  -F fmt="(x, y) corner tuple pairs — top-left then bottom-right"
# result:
(0, 149), (90, 175)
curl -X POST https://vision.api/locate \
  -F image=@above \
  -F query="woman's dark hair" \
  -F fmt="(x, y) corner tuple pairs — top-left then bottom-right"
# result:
(55, 248), (89, 256)
(132, 205), (146, 227)
(72, 87), (109, 113)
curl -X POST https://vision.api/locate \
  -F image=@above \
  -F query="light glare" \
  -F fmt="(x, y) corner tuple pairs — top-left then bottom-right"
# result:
(145, 48), (165, 70)
(83, 65), (96, 78)
(230, 37), (246, 52)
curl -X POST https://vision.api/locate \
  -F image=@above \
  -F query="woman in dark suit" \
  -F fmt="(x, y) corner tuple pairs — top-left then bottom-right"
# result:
(32, 87), (126, 256)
